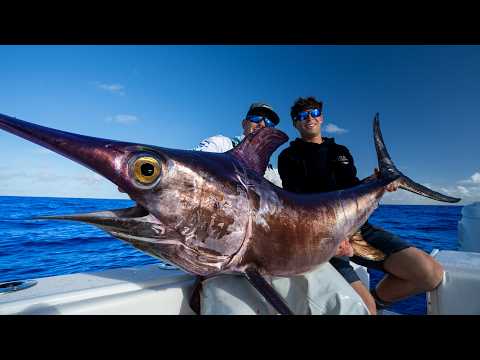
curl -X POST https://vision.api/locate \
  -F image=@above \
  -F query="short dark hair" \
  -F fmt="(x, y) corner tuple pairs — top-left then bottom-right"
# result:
(290, 96), (323, 123)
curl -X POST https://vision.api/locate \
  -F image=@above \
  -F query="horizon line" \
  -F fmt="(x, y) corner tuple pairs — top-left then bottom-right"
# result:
(0, 194), (467, 206)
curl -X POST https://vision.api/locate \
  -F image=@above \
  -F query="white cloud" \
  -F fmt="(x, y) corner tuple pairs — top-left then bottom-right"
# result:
(457, 185), (470, 195)
(106, 114), (140, 125)
(34, 148), (53, 155)
(471, 172), (480, 184)
(96, 82), (125, 95)
(324, 123), (348, 134)
(459, 171), (480, 185)
(0, 167), (119, 199)
(0, 167), (96, 183)
(73, 173), (105, 185)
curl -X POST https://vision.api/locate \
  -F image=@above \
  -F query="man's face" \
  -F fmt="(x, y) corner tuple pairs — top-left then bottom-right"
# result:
(242, 118), (266, 135)
(294, 108), (323, 139)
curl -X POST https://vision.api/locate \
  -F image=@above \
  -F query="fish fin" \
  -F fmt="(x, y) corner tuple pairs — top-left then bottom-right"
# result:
(373, 113), (461, 203)
(350, 231), (386, 261)
(244, 268), (294, 315)
(228, 128), (289, 176)
(397, 176), (461, 203)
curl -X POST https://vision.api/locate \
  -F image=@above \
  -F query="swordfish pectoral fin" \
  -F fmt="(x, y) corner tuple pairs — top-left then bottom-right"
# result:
(244, 268), (294, 315)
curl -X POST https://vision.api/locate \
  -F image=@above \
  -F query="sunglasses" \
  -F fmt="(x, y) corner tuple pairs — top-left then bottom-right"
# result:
(295, 108), (322, 122)
(246, 115), (276, 128)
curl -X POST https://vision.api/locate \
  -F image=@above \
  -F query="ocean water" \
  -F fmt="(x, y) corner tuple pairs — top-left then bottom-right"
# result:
(0, 196), (462, 315)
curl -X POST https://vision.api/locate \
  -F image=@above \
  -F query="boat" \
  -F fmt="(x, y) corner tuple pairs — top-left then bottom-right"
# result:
(1, 202), (479, 315)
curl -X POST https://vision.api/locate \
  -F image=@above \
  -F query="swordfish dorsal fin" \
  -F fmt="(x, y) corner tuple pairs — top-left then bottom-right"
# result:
(227, 127), (289, 175)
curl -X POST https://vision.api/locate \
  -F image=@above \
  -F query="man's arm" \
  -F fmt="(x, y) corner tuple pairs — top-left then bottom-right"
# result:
(194, 135), (233, 153)
(338, 146), (398, 192)
(264, 166), (283, 188)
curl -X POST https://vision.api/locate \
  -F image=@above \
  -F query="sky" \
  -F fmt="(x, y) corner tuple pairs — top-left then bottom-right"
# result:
(0, 45), (478, 205)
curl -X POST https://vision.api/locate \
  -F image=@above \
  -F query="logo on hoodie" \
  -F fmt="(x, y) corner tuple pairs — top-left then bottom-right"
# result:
(336, 155), (349, 164)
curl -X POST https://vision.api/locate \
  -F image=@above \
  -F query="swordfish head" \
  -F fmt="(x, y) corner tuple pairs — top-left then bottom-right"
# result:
(0, 113), (289, 276)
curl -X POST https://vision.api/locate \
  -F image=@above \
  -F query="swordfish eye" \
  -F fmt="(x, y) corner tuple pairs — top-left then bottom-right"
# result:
(133, 156), (162, 185)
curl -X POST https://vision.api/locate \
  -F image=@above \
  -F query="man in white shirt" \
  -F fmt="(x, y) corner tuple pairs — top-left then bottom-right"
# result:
(194, 103), (282, 187)
(191, 102), (370, 315)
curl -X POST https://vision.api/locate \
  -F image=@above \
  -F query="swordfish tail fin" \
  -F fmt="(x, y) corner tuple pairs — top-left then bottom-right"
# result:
(373, 113), (461, 203)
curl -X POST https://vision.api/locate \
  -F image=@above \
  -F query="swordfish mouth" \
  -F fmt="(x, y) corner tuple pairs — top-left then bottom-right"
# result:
(35, 205), (179, 246)
(35, 205), (234, 275)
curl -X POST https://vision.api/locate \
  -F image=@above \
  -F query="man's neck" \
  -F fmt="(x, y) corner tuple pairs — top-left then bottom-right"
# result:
(301, 133), (323, 144)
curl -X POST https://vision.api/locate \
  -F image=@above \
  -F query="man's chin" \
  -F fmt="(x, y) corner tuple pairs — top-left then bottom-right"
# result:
(302, 131), (321, 139)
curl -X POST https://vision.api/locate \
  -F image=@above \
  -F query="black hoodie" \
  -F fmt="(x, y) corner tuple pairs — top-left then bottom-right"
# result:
(278, 137), (360, 194)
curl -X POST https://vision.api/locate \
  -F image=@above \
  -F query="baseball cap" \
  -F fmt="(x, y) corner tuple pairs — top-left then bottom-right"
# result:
(246, 102), (280, 126)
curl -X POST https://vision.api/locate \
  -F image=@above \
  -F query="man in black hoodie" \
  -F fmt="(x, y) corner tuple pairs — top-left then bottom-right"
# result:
(278, 96), (444, 315)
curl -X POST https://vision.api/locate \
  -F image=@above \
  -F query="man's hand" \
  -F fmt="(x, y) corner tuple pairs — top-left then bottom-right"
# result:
(335, 239), (354, 257)
(386, 179), (401, 192)
(370, 168), (400, 192)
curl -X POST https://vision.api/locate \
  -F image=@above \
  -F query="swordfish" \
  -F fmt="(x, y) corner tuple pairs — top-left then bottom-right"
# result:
(0, 113), (460, 314)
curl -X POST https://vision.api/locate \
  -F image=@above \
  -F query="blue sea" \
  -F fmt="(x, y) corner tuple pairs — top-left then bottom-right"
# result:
(0, 196), (462, 315)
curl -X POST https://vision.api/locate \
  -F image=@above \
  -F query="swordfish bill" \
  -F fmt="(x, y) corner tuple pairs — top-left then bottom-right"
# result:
(0, 112), (460, 315)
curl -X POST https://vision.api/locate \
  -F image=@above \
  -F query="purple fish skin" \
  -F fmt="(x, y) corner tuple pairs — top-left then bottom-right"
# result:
(0, 113), (398, 277)
(222, 173), (388, 277)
